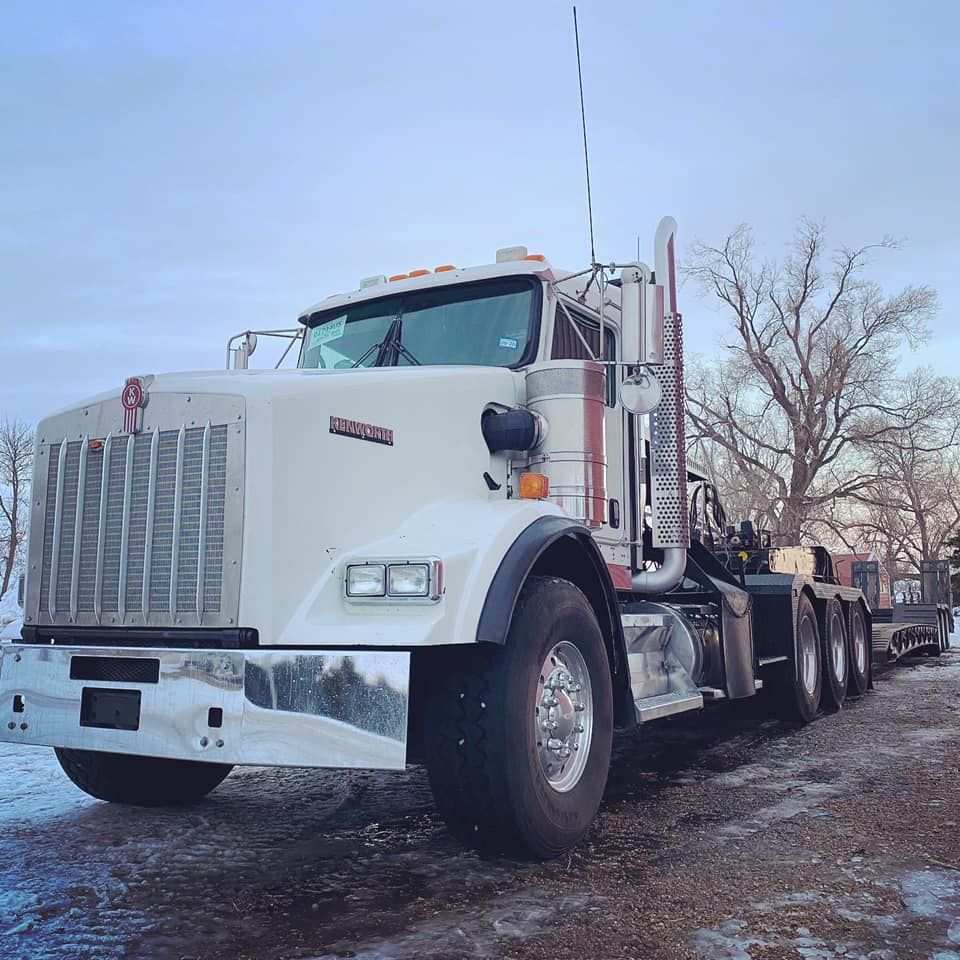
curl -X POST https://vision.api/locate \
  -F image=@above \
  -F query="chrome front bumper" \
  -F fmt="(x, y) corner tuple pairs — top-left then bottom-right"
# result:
(0, 644), (409, 770)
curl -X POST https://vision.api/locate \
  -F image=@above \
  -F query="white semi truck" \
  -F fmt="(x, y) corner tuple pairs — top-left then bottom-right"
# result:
(0, 217), (939, 858)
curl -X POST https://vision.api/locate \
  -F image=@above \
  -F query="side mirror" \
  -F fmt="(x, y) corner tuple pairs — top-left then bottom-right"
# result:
(619, 370), (662, 415)
(230, 332), (258, 369)
(618, 261), (663, 366)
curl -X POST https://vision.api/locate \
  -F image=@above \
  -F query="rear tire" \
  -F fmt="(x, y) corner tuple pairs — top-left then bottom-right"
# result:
(847, 602), (870, 698)
(423, 575), (613, 859)
(55, 748), (233, 805)
(772, 593), (821, 724)
(820, 599), (849, 712)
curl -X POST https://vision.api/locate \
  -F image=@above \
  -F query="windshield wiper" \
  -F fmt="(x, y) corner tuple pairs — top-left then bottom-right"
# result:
(351, 315), (401, 368)
(349, 312), (420, 368)
(394, 340), (420, 365)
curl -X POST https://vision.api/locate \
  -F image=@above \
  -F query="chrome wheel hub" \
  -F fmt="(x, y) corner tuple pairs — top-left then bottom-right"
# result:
(829, 611), (847, 681)
(799, 617), (819, 696)
(535, 641), (592, 793)
(852, 614), (867, 674)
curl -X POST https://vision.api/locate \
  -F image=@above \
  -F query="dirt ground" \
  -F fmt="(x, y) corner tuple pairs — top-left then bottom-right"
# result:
(2, 651), (958, 960)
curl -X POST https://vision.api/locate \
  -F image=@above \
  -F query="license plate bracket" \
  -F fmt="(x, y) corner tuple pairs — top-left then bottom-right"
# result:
(80, 687), (142, 731)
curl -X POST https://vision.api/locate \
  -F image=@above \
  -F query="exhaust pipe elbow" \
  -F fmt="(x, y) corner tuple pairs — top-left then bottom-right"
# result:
(631, 547), (687, 595)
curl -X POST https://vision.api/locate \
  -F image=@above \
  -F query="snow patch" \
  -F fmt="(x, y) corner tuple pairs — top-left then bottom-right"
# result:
(0, 581), (22, 641)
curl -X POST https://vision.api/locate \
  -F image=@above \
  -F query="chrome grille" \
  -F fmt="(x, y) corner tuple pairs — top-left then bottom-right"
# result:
(36, 423), (233, 626)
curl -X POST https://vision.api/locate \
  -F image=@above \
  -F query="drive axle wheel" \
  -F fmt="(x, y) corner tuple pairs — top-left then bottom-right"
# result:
(55, 748), (233, 806)
(847, 602), (870, 698)
(770, 593), (822, 724)
(423, 575), (613, 859)
(820, 599), (849, 712)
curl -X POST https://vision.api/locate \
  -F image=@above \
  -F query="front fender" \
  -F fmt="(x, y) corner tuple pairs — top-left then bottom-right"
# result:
(267, 497), (566, 647)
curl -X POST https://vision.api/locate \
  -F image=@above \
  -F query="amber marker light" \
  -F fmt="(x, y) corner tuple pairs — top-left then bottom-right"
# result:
(518, 472), (549, 500)
(388, 273), (409, 282)
(524, 254), (546, 262)
(434, 264), (456, 272)
(407, 269), (430, 278)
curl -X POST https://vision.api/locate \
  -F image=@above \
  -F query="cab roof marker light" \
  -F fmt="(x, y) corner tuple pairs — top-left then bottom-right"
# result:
(434, 264), (456, 272)
(360, 275), (386, 288)
(388, 273), (409, 282)
(524, 254), (547, 262)
(407, 269), (430, 278)
(496, 246), (528, 263)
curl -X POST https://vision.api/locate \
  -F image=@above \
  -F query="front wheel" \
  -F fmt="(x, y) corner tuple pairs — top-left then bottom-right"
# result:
(55, 748), (233, 805)
(423, 575), (613, 859)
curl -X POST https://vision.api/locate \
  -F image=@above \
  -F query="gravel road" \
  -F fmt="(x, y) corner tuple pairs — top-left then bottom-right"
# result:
(2, 652), (958, 960)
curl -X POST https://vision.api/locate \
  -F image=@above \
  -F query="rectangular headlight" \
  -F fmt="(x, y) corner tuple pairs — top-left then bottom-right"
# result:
(345, 564), (386, 597)
(387, 563), (430, 597)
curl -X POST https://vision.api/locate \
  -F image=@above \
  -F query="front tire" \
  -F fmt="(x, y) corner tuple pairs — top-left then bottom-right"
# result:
(55, 748), (233, 805)
(423, 575), (613, 859)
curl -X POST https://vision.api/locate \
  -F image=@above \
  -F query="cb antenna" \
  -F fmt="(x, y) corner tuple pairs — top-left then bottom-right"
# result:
(573, 6), (596, 267)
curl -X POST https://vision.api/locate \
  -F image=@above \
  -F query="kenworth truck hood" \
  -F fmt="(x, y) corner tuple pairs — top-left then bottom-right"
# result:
(25, 366), (558, 648)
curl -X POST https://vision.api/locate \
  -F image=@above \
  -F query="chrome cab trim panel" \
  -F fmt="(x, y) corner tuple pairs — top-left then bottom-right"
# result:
(25, 392), (245, 631)
(0, 645), (409, 770)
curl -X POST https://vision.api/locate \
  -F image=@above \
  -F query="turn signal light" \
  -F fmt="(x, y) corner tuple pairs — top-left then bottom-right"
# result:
(518, 472), (549, 500)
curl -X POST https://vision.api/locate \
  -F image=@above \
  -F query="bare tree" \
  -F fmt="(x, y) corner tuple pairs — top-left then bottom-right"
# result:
(0, 419), (33, 597)
(685, 219), (939, 545)
(817, 375), (960, 579)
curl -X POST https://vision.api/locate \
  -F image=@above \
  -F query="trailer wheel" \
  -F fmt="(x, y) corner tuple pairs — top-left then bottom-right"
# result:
(847, 602), (870, 698)
(423, 575), (613, 859)
(820, 599), (849, 712)
(55, 748), (233, 805)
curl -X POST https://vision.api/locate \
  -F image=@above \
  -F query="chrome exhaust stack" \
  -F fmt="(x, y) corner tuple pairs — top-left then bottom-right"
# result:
(630, 217), (690, 596)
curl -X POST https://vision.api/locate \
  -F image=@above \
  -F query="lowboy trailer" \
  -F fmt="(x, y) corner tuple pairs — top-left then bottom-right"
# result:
(0, 218), (946, 858)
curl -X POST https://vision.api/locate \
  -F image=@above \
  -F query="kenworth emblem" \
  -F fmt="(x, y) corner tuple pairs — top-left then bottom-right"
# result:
(121, 377), (147, 433)
(329, 416), (394, 446)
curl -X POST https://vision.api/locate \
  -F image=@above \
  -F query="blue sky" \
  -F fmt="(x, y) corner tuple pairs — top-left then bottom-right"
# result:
(2, 0), (958, 424)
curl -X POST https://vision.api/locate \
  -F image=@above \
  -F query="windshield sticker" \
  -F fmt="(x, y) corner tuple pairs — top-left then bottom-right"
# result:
(499, 337), (519, 349)
(308, 315), (346, 351)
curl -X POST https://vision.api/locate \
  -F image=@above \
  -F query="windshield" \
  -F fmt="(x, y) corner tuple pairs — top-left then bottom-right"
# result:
(298, 277), (538, 370)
